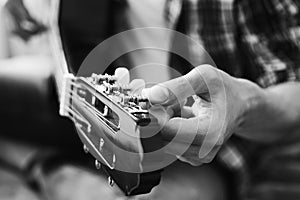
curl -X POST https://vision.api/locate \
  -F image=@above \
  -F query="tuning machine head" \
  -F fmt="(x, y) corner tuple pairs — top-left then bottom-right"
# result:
(62, 72), (163, 196)
(91, 73), (118, 85)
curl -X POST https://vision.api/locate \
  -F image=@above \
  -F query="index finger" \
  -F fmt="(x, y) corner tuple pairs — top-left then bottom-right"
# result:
(161, 115), (224, 157)
(142, 65), (212, 106)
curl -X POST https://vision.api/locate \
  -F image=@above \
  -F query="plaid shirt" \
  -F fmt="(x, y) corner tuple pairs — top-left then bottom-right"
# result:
(166, 0), (300, 199)
(166, 0), (300, 87)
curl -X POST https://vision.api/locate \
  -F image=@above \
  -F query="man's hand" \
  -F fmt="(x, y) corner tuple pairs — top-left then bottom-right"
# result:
(142, 65), (263, 166)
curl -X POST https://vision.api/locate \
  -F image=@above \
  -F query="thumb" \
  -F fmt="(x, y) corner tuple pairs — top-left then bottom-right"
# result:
(142, 66), (211, 106)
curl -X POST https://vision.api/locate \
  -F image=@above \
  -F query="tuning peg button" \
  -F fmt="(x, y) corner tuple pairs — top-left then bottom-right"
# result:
(99, 138), (105, 151)
(115, 67), (130, 85)
(83, 145), (89, 154)
(95, 160), (101, 170)
(108, 176), (114, 187)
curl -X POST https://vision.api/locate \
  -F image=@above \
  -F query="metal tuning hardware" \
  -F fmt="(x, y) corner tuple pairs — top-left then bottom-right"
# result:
(87, 73), (152, 128)
(59, 72), (163, 196)
(60, 73), (91, 133)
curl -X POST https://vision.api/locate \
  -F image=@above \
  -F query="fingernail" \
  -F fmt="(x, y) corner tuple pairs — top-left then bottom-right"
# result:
(142, 85), (169, 105)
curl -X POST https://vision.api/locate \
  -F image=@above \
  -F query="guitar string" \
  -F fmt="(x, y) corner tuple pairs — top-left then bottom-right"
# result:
(62, 87), (120, 129)
(61, 87), (92, 130)
(63, 89), (120, 131)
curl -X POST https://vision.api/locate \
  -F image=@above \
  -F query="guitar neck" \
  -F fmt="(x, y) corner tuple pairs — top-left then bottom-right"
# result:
(47, 1), (164, 195)
(48, 0), (71, 101)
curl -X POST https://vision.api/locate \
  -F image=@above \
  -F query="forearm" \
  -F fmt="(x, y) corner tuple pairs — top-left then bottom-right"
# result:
(236, 80), (300, 143)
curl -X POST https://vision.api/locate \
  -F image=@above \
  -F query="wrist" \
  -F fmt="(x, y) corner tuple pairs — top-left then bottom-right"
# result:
(234, 78), (266, 135)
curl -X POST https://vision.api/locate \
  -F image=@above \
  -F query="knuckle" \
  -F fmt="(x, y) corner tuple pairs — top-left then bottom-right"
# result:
(196, 65), (223, 89)
(195, 64), (214, 72)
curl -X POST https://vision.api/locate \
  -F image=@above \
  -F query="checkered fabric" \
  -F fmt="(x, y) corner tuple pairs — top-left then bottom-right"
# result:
(237, 0), (300, 87)
(166, 0), (300, 199)
(166, 0), (300, 88)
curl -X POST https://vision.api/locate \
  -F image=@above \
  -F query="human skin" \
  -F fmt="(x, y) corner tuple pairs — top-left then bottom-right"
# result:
(142, 64), (300, 166)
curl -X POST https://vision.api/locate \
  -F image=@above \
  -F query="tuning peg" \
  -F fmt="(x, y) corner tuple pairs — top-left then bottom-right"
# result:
(129, 79), (145, 94)
(108, 176), (114, 187)
(83, 144), (89, 154)
(112, 154), (116, 169)
(91, 73), (117, 84)
(115, 67), (130, 85)
(95, 160), (101, 170)
(99, 138), (105, 151)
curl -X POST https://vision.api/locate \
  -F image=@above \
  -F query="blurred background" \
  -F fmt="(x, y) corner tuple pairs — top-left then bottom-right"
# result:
(0, 0), (230, 200)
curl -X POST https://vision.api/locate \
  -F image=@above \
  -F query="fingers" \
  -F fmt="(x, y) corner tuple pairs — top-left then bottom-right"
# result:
(114, 68), (146, 94)
(149, 106), (172, 127)
(172, 105), (195, 118)
(161, 109), (224, 158)
(160, 116), (210, 145)
(114, 67), (130, 85)
(149, 105), (195, 133)
(142, 65), (217, 106)
(142, 76), (193, 106)
(114, 68), (145, 94)
(164, 141), (221, 166)
(129, 79), (145, 94)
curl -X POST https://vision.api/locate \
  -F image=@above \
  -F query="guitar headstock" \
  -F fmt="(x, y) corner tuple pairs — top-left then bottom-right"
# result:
(59, 72), (163, 195)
